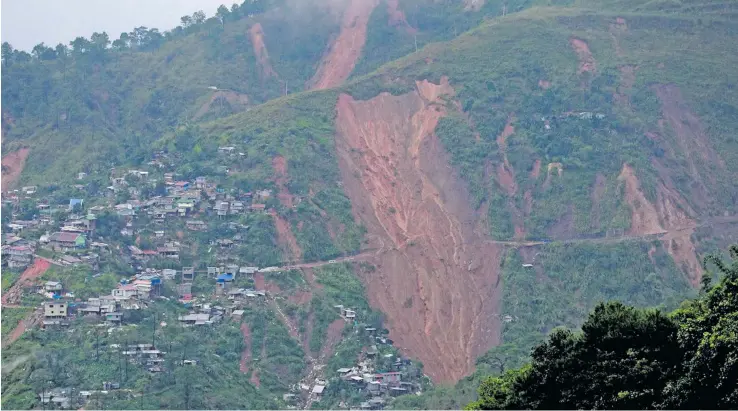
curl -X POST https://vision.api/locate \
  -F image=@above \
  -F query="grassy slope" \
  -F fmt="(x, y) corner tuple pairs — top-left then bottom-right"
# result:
(1, 9), (340, 187)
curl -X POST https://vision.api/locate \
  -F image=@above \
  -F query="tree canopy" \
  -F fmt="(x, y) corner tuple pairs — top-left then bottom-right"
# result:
(467, 245), (738, 410)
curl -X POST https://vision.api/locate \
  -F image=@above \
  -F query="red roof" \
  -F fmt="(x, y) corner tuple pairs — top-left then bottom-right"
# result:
(50, 232), (81, 242)
(251, 204), (266, 210)
(141, 250), (158, 255)
(118, 284), (137, 291)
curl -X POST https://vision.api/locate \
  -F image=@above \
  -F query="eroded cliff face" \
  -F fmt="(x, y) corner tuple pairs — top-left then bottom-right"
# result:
(335, 78), (503, 382)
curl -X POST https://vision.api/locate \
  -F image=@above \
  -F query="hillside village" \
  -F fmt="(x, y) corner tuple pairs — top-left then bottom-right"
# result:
(1, 147), (426, 410)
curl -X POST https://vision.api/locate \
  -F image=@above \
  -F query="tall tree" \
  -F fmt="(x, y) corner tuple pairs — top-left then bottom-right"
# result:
(216, 4), (231, 25)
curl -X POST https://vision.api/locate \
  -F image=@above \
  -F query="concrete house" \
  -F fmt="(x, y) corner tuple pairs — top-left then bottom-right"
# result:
(44, 281), (63, 293)
(112, 284), (138, 299)
(43, 301), (69, 326)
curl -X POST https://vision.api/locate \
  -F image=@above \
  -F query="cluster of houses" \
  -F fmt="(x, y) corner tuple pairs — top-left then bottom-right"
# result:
(39, 272), (162, 327)
(4, 159), (428, 410)
(1, 236), (35, 268)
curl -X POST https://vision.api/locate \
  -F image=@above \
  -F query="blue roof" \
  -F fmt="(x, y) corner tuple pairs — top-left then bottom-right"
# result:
(216, 274), (234, 282)
(70, 199), (84, 206)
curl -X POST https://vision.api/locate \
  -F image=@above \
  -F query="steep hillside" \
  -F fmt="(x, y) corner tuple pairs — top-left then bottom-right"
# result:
(3, 0), (738, 408)
(1, 1), (342, 188)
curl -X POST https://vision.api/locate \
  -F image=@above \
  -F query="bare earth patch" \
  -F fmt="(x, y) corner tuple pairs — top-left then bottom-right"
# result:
(2, 258), (51, 306)
(386, 0), (415, 33)
(270, 156), (303, 260)
(335, 77), (503, 383)
(569, 38), (596, 74)
(1, 147), (30, 191)
(249, 23), (278, 79)
(309, 0), (379, 90)
(618, 163), (703, 286)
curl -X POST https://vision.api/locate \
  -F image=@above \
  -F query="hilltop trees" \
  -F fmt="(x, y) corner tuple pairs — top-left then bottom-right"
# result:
(467, 245), (738, 410)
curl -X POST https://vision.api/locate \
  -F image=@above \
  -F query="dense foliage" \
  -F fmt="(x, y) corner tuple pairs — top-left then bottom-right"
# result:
(467, 245), (738, 410)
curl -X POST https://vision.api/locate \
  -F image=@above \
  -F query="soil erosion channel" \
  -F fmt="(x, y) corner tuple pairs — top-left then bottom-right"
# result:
(335, 77), (503, 383)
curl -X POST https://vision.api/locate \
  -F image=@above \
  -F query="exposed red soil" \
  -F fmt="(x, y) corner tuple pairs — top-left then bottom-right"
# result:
(5, 318), (28, 346)
(2, 259), (51, 305)
(618, 163), (703, 286)
(288, 290), (313, 306)
(249, 23), (278, 79)
(270, 156), (303, 260)
(254, 272), (282, 295)
(320, 319), (345, 359)
(538, 80), (552, 90)
(386, 0), (416, 33)
(254, 272), (266, 290)
(194, 90), (249, 120)
(309, 0), (380, 90)
(618, 164), (667, 236)
(569, 38), (596, 74)
(240, 323), (252, 373)
(653, 84), (723, 204)
(272, 156), (294, 209)
(334, 77), (503, 382)
(3, 308), (42, 348)
(250, 369), (261, 387)
(494, 116), (524, 236)
(497, 116), (518, 195)
(302, 310), (315, 354)
(272, 212), (303, 261)
(1, 147), (30, 191)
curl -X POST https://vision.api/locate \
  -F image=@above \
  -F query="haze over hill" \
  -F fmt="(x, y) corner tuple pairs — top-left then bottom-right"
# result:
(2, 0), (737, 409)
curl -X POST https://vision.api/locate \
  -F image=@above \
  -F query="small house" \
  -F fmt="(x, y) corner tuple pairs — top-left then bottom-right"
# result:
(44, 301), (68, 319)
(375, 372), (402, 384)
(182, 267), (195, 282)
(312, 385), (325, 396)
(44, 281), (63, 293)
(112, 284), (138, 299)
(249, 203), (266, 213)
(106, 312), (123, 324)
(186, 220), (207, 231)
(178, 313), (211, 326)
(49, 232), (86, 250)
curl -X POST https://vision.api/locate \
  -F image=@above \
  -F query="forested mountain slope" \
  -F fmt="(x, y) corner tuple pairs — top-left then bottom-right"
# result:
(2, 0), (738, 409)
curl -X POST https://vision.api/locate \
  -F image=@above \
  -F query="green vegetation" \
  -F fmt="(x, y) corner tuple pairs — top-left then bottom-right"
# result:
(391, 240), (695, 409)
(0, 299), (284, 410)
(467, 245), (738, 409)
(0, 307), (31, 338)
(351, 3), (738, 241)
